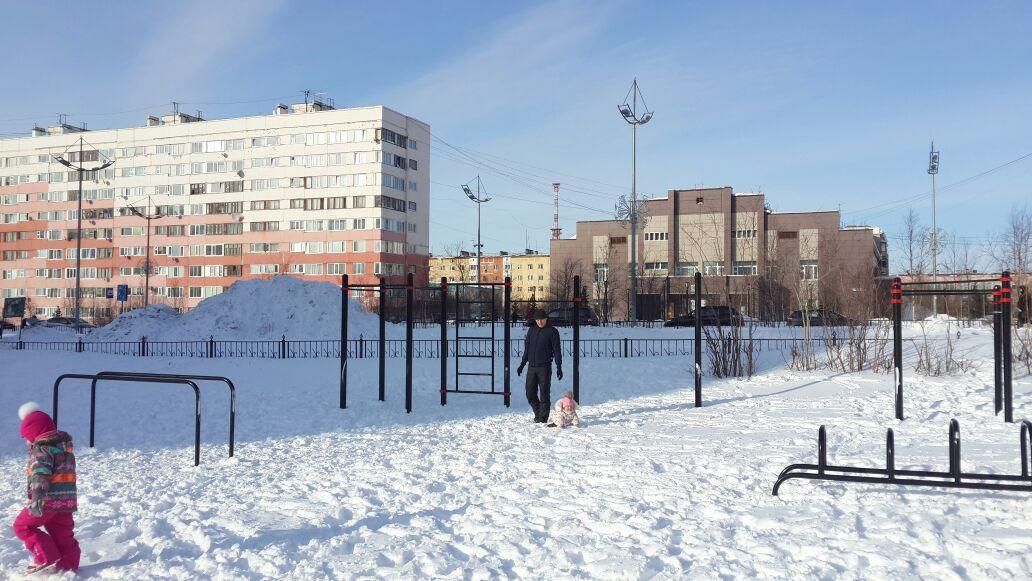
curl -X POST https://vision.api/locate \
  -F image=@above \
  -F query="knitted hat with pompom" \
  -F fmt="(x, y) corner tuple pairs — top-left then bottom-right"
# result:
(18, 402), (56, 442)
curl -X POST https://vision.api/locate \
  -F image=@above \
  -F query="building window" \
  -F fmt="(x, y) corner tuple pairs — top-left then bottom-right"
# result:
(703, 261), (724, 276)
(732, 261), (757, 276)
(732, 230), (757, 239)
(644, 262), (668, 272)
(674, 262), (699, 276)
(644, 232), (668, 241)
(800, 260), (818, 280)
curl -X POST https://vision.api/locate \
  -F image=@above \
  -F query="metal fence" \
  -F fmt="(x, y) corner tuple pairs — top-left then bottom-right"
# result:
(0, 335), (915, 359)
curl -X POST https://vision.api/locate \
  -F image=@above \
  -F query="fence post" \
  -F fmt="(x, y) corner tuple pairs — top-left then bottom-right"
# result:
(892, 277), (904, 420)
(573, 275), (581, 402)
(1001, 271), (1013, 423)
(141, 336), (148, 357)
(208, 335), (215, 359)
(623, 337), (629, 358)
(405, 272), (414, 414)
(694, 271), (702, 408)
(993, 285), (1002, 415)
(440, 277), (448, 406)
(378, 277), (386, 402)
(340, 273), (349, 410)
(77, 337), (83, 354)
(503, 276), (512, 408)
(280, 335), (287, 359)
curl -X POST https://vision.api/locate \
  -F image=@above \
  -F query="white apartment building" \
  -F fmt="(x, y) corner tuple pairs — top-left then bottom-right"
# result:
(0, 100), (430, 320)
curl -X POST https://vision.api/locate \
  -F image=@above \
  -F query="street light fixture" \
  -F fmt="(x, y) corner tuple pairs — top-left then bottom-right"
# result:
(618, 78), (654, 321)
(462, 177), (491, 284)
(127, 198), (162, 308)
(55, 137), (114, 332)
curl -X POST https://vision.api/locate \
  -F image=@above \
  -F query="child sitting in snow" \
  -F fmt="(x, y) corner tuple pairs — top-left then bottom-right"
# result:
(14, 402), (80, 575)
(547, 391), (581, 428)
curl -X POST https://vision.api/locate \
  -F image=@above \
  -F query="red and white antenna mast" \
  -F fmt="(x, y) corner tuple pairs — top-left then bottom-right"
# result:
(551, 182), (562, 240)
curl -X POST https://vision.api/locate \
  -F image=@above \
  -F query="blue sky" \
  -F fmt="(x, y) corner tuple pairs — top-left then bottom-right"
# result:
(2, 1), (1030, 269)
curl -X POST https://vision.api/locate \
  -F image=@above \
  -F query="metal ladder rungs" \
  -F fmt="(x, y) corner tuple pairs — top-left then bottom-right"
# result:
(457, 372), (493, 377)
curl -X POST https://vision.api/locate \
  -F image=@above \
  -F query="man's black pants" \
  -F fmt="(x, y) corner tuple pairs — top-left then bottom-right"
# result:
(525, 366), (552, 422)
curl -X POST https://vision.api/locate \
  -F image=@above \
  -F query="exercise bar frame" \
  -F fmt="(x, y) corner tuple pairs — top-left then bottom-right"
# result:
(53, 373), (204, 466)
(340, 273), (415, 413)
(90, 371), (236, 457)
(439, 277), (513, 407)
(773, 419), (1032, 496)
(891, 271), (1015, 422)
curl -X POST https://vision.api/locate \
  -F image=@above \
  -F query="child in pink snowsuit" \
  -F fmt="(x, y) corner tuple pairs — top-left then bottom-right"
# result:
(13, 402), (80, 574)
(548, 391), (581, 428)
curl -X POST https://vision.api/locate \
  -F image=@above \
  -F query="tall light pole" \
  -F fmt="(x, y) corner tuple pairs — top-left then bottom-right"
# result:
(928, 142), (940, 315)
(619, 78), (654, 321)
(462, 177), (491, 284)
(54, 137), (113, 331)
(127, 196), (162, 308)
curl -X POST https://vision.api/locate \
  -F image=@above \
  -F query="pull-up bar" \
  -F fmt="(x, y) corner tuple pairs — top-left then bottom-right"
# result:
(891, 271), (1015, 422)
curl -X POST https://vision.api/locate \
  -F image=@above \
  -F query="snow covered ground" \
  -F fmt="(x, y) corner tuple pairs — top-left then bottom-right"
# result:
(1, 323), (1031, 579)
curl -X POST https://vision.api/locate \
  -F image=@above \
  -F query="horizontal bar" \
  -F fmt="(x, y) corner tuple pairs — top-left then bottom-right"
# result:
(780, 472), (1032, 492)
(787, 463), (1032, 482)
(444, 282), (509, 287)
(445, 389), (503, 395)
(455, 354), (495, 358)
(457, 372), (494, 377)
(901, 278), (999, 286)
(903, 290), (992, 296)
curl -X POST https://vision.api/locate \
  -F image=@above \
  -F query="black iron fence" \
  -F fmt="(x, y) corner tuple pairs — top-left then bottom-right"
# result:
(0, 335), (929, 360)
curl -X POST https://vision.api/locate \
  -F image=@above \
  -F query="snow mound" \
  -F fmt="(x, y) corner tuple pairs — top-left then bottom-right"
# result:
(92, 276), (377, 341)
(91, 304), (182, 342)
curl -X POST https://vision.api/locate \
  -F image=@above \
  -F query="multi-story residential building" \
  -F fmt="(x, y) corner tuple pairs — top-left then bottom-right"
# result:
(429, 251), (550, 300)
(550, 186), (888, 320)
(0, 100), (429, 320)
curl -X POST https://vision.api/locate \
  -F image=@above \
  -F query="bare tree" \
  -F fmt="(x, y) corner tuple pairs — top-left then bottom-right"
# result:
(987, 203), (1032, 274)
(550, 257), (586, 302)
(899, 208), (929, 275)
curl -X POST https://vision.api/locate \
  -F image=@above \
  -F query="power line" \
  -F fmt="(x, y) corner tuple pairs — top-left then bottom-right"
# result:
(844, 151), (1032, 221)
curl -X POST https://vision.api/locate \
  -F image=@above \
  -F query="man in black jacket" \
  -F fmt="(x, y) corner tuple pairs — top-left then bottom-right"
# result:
(517, 309), (563, 423)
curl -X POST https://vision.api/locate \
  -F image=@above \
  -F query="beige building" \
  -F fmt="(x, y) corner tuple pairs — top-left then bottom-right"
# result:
(0, 99), (429, 321)
(429, 251), (549, 301)
(550, 186), (888, 320)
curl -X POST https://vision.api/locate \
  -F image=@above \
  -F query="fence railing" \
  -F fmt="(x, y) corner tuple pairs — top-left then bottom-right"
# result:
(0, 335), (965, 359)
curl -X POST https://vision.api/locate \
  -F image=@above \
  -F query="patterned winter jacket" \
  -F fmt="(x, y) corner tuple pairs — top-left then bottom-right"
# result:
(551, 399), (581, 428)
(26, 431), (77, 516)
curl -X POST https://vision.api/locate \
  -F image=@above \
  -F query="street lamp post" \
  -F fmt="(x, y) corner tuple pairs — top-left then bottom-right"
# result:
(619, 78), (654, 321)
(54, 137), (113, 332)
(127, 196), (162, 308)
(462, 177), (491, 284)
(928, 143), (940, 315)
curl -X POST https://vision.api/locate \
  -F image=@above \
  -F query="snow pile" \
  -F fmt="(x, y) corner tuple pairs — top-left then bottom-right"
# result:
(91, 276), (378, 341)
(88, 304), (182, 342)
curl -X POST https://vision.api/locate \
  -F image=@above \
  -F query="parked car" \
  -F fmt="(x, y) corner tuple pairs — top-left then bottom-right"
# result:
(545, 307), (599, 327)
(0, 321), (15, 332)
(786, 309), (855, 327)
(42, 317), (97, 329)
(664, 306), (743, 327)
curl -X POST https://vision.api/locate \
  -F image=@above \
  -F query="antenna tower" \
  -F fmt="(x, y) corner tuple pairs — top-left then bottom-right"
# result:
(551, 182), (562, 240)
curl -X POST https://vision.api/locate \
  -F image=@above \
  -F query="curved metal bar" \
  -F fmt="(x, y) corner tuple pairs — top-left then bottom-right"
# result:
(53, 373), (201, 466)
(94, 371), (235, 457)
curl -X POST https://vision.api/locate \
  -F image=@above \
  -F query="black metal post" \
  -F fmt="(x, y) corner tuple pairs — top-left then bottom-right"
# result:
(818, 425), (827, 475)
(886, 428), (895, 479)
(340, 274), (348, 409)
(440, 277), (448, 406)
(405, 273), (414, 414)
(694, 271), (702, 407)
(89, 379), (97, 447)
(504, 276), (512, 408)
(949, 419), (961, 483)
(993, 285), (1002, 415)
(892, 277), (904, 420)
(378, 277), (386, 402)
(1002, 271), (1013, 423)
(573, 275), (581, 402)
